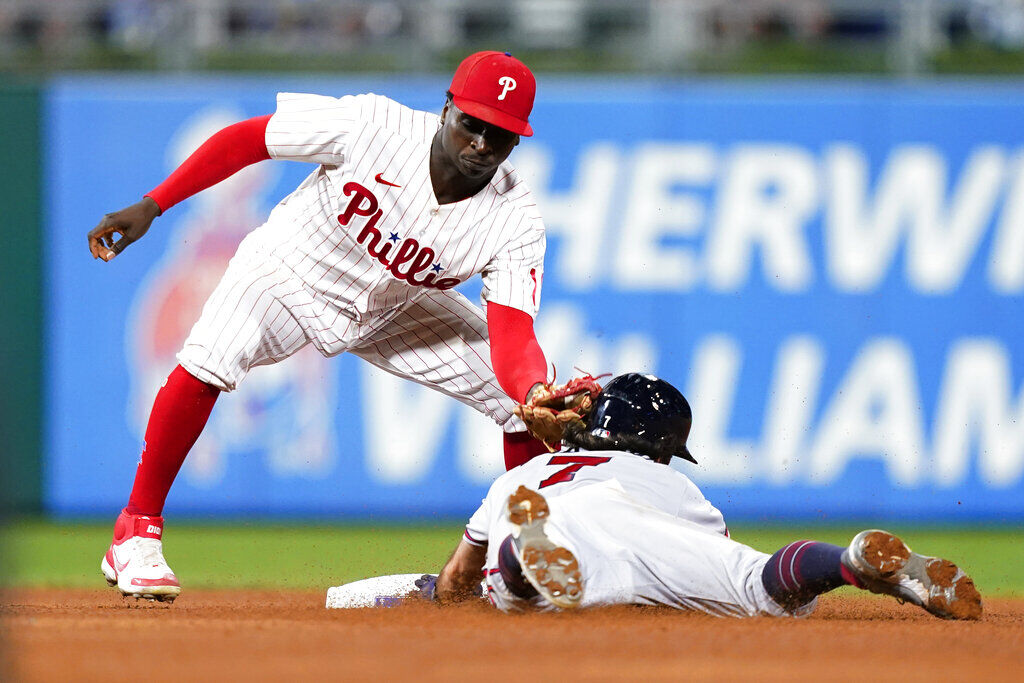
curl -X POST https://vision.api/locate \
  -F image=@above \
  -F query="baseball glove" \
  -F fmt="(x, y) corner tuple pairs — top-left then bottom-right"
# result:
(513, 373), (606, 451)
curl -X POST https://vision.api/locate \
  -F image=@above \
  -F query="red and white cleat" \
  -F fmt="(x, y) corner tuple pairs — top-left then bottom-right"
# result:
(101, 509), (181, 603)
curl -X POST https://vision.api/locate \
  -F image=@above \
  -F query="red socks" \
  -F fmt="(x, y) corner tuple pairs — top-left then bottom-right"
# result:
(124, 366), (547, 514)
(125, 365), (220, 516)
(503, 431), (549, 470)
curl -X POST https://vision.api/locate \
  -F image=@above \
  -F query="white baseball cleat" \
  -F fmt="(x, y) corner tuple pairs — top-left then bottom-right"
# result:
(841, 529), (982, 620)
(101, 509), (181, 603)
(507, 485), (583, 610)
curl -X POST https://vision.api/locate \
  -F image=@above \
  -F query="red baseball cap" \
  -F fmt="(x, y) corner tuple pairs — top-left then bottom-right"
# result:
(449, 51), (535, 137)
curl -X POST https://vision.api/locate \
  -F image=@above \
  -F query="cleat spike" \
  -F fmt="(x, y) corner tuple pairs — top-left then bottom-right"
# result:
(842, 529), (982, 620)
(507, 486), (584, 610)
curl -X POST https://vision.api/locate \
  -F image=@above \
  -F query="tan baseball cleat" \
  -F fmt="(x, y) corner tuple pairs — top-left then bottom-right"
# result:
(841, 529), (981, 620)
(507, 485), (583, 609)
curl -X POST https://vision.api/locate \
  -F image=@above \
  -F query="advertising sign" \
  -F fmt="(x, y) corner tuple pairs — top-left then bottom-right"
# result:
(46, 76), (1024, 520)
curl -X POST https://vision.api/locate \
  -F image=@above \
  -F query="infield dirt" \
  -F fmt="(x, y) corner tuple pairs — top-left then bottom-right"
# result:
(3, 588), (1022, 682)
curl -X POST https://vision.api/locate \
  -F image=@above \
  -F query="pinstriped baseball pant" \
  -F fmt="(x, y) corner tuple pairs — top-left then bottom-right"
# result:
(177, 248), (526, 432)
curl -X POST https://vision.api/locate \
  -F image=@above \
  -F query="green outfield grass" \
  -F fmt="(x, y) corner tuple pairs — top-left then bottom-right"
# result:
(2, 521), (1022, 595)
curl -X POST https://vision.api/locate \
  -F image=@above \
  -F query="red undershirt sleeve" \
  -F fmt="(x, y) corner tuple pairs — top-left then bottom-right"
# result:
(145, 114), (273, 213)
(487, 302), (548, 403)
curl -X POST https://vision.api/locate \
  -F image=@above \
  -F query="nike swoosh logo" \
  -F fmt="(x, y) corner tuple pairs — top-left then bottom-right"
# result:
(115, 556), (129, 572)
(375, 172), (401, 188)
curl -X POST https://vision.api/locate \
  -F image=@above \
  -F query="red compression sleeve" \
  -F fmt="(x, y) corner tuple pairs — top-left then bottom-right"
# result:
(145, 114), (273, 213)
(488, 302), (548, 403)
(126, 365), (220, 516)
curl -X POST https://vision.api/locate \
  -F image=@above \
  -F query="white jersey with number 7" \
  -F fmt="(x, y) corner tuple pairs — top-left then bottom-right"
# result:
(463, 451), (803, 617)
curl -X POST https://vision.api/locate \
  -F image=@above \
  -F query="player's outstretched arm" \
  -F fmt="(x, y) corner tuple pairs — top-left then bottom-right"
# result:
(435, 539), (487, 603)
(88, 114), (272, 263)
(88, 196), (161, 261)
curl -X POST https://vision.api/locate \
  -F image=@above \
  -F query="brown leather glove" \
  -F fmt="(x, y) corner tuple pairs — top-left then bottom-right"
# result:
(513, 375), (604, 451)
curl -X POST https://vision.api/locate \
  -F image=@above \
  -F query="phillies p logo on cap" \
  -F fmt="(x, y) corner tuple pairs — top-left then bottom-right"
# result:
(497, 76), (517, 101)
(449, 51), (536, 136)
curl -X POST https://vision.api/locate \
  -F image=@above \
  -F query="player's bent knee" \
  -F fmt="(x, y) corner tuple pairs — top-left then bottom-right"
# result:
(175, 352), (238, 393)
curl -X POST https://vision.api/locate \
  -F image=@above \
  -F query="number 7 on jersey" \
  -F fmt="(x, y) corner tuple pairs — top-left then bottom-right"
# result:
(539, 455), (612, 488)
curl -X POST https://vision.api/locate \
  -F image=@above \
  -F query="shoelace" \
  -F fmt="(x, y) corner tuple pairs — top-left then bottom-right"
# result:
(136, 537), (169, 569)
(547, 364), (612, 385)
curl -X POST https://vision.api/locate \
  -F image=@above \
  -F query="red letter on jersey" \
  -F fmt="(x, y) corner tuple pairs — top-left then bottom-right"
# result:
(338, 182), (379, 226)
(539, 455), (612, 489)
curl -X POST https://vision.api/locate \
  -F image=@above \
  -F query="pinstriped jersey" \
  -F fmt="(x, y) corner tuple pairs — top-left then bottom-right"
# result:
(255, 92), (546, 324)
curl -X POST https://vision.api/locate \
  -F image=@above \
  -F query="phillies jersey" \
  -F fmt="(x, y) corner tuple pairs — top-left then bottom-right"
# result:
(176, 91), (540, 424)
(464, 451), (801, 617)
(257, 92), (545, 325)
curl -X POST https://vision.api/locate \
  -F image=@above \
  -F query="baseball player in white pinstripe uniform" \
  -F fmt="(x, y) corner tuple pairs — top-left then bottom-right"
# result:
(88, 52), (555, 602)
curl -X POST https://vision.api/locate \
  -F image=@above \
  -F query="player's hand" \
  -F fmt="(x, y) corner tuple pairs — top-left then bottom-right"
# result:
(414, 574), (438, 601)
(88, 196), (161, 262)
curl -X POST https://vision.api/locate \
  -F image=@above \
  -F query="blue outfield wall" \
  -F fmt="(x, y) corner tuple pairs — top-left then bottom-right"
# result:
(46, 75), (1024, 521)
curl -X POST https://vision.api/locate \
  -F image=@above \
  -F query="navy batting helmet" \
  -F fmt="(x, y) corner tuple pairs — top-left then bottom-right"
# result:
(564, 373), (696, 465)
